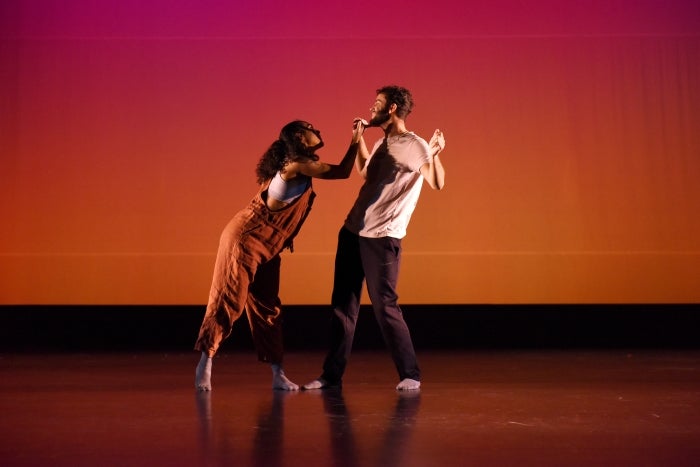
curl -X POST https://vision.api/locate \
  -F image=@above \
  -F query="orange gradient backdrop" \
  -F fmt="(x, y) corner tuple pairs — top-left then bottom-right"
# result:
(1, 0), (699, 305)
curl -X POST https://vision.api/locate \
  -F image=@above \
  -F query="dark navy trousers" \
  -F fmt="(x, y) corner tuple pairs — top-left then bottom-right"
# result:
(321, 227), (421, 384)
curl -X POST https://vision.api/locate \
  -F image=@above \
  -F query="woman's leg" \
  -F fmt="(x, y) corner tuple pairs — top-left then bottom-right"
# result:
(246, 255), (298, 390)
(194, 222), (254, 390)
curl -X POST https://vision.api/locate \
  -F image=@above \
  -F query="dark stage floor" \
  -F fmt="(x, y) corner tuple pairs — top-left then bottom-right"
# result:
(1, 350), (699, 466)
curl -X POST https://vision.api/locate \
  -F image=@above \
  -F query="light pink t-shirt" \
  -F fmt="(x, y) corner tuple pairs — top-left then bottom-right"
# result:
(344, 132), (431, 239)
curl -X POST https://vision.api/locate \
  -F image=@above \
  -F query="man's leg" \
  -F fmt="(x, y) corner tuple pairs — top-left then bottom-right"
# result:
(360, 236), (421, 389)
(304, 228), (364, 389)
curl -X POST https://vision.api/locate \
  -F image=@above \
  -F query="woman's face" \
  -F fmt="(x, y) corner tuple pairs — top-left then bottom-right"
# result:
(298, 124), (323, 150)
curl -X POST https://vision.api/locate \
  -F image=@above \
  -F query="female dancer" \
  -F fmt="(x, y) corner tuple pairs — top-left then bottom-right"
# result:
(195, 120), (363, 391)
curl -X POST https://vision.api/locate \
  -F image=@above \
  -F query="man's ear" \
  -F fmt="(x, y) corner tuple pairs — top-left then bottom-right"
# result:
(389, 103), (398, 114)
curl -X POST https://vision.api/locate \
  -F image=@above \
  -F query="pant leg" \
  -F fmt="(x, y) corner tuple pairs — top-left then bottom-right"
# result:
(194, 220), (255, 357)
(321, 228), (365, 384)
(360, 235), (420, 381)
(246, 255), (284, 364)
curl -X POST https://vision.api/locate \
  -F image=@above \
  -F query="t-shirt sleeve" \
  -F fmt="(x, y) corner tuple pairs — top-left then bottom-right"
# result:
(408, 137), (431, 172)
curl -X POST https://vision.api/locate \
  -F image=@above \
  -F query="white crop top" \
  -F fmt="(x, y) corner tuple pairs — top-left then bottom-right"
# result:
(268, 172), (310, 203)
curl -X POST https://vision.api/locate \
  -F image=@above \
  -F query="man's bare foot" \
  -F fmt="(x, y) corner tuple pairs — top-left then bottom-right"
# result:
(396, 378), (421, 391)
(302, 378), (328, 390)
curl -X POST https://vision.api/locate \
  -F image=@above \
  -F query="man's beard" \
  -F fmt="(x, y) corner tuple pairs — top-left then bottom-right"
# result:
(368, 109), (391, 127)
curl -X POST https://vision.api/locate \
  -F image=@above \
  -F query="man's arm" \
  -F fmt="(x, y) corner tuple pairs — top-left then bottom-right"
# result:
(420, 129), (446, 190)
(355, 136), (370, 177)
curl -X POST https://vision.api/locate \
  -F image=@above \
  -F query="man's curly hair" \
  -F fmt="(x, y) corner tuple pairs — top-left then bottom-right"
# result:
(376, 85), (414, 119)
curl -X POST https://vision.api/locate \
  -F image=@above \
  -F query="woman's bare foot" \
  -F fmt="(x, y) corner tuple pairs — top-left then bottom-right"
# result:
(271, 364), (299, 391)
(195, 352), (212, 391)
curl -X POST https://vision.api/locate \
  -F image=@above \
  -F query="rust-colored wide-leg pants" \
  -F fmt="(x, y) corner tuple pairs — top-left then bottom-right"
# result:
(194, 185), (314, 364)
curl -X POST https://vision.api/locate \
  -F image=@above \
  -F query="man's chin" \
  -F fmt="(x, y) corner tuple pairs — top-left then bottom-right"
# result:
(369, 115), (390, 127)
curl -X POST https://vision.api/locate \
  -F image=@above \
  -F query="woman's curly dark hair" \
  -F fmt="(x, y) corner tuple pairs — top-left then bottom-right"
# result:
(255, 120), (319, 183)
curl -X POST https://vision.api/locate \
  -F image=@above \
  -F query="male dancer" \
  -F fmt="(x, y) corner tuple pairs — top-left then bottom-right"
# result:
(304, 85), (446, 391)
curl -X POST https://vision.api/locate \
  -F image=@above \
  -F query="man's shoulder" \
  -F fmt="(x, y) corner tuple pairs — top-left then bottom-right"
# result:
(405, 132), (431, 156)
(405, 132), (430, 149)
(407, 131), (428, 142)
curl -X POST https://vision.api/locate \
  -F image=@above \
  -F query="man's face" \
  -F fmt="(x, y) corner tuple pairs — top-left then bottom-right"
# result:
(369, 94), (391, 127)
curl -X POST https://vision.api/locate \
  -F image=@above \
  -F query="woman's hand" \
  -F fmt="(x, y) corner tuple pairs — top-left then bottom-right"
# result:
(352, 118), (369, 144)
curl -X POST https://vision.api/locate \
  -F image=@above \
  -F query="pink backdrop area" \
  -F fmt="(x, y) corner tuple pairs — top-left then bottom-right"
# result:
(1, 0), (699, 305)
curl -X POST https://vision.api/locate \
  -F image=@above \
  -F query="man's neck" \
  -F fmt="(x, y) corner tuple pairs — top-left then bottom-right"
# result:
(383, 120), (408, 137)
